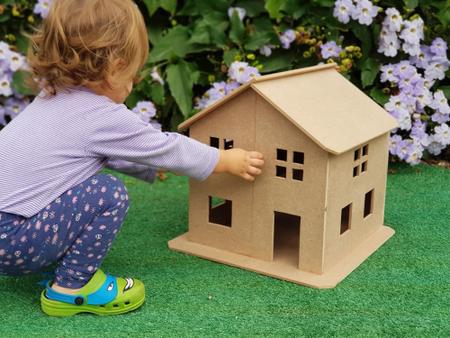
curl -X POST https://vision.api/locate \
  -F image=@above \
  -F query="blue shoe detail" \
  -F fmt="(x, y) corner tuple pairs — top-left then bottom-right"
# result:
(45, 274), (118, 306)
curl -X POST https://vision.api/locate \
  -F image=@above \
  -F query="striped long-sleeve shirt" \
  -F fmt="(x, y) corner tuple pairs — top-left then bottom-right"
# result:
(0, 87), (219, 217)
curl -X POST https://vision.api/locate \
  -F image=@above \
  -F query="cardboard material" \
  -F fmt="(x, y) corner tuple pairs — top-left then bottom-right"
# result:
(169, 63), (398, 288)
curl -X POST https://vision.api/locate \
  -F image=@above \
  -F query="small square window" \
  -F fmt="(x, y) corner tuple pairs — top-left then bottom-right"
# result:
(362, 145), (369, 156)
(293, 151), (304, 164)
(361, 161), (368, 173)
(292, 169), (303, 181)
(276, 166), (286, 178)
(277, 149), (288, 161)
(210, 137), (219, 148)
(354, 149), (360, 161)
(353, 166), (359, 177)
(224, 139), (234, 150)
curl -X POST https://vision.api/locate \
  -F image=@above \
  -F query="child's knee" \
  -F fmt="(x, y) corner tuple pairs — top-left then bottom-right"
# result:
(94, 174), (129, 211)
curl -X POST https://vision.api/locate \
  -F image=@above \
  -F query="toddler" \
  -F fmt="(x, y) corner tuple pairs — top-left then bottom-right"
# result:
(0, 0), (264, 316)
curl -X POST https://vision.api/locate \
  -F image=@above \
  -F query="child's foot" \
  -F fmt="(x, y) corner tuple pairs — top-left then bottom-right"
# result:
(41, 269), (145, 316)
(51, 283), (82, 295)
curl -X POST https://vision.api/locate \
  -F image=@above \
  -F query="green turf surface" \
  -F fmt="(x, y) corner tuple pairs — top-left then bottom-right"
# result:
(0, 164), (449, 337)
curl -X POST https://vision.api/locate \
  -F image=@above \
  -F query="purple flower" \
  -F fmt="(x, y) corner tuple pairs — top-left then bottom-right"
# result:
(424, 59), (450, 81)
(426, 135), (445, 156)
(150, 67), (164, 86)
(378, 29), (400, 57)
(132, 101), (156, 123)
(225, 81), (240, 94)
(4, 97), (26, 117)
(402, 41), (421, 56)
(228, 7), (246, 21)
(7, 51), (25, 72)
(409, 45), (433, 69)
(0, 74), (12, 97)
(34, 0), (52, 19)
(259, 45), (275, 57)
(434, 124), (450, 146)
(0, 41), (11, 61)
(389, 134), (402, 156)
(333, 0), (356, 24)
(404, 140), (423, 165)
(279, 30), (296, 49)
(399, 18), (424, 45)
(429, 90), (450, 112)
(413, 86), (432, 110)
(351, 0), (379, 25)
(430, 37), (448, 57)
(228, 61), (260, 84)
(384, 8), (403, 32)
(380, 63), (398, 83)
(320, 41), (342, 59)
(395, 138), (414, 160)
(0, 105), (6, 125)
(393, 61), (417, 80)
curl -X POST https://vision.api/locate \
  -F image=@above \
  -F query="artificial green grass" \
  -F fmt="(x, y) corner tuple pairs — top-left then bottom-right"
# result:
(0, 164), (449, 337)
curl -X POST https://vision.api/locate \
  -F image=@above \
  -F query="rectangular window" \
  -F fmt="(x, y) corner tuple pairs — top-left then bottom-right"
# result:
(361, 161), (368, 173)
(224, 139), (234, 150)
(293, 151), (304, 164)
(277, 148), (288, 161)
(209, 196), (232, 227)
(364, 190), (374, 217)
(210, 137), (219, 148)
(362, 144), (369, 156)
(353, 166), (359, 177)
(292, 168), (303, 181)
(276, 166), (286, 178)
(354, 149), (360, 161)
(340, 204), (352, 234)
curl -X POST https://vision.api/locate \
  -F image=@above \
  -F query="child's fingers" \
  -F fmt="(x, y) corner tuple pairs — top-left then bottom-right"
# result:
(249, 151), (264, 160)
(241, 172), (256, 181)
(249, 158), (264, 168)
(247, 166), (262, 176)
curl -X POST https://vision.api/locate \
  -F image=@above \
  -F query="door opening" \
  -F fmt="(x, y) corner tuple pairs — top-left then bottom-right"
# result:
(273, 211), (301, 268)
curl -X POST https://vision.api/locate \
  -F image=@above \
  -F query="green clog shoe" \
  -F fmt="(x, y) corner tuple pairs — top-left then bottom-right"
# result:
(40, 269), (145, 317)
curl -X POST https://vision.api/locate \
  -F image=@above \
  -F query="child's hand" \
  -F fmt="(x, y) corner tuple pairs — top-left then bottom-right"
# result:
(214, 149), (264, 182)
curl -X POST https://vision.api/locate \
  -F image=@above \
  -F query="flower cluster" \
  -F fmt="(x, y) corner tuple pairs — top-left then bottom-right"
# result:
(378, 9), (425, 57)
(0, 41), (28, 127)
(333, 0), (380, 25)
(195, 61), (260, 110)
(381, 38), (450, 164)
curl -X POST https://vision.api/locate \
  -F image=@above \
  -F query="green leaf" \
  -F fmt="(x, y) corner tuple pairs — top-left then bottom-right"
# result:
(148, 26), (194, 63)
(160, 0), (177, 15)
(229, 12), (245, 45)
(360, 58), (379, 88)
(223, 48), (240, 66)
(259, 50), (296, 73)
(12, 71), (35, 96)
(265, 0), (284, 19)
(440, 86), (450, 100)
(236, 0), (265, 17)
(166, 61), (194, 118)
(351, 22), (372, 58)
(143, 0), (160, 15)
(150, 83), (166, 106)
(404, 0), (419, 10)
(370, 87), (390, 106)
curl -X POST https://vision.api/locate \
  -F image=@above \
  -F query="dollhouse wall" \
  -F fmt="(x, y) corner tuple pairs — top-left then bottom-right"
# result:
(322, 134), (390, 272)
(187, 89), (257, 257)
(252, 97), (329, 273)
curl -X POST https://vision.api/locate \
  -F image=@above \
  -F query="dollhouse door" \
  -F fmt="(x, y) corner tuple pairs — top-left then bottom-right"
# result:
(273, 211), (301, 268)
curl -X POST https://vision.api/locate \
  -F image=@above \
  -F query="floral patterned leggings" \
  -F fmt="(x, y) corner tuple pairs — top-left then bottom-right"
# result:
(0, 173), (129, 289)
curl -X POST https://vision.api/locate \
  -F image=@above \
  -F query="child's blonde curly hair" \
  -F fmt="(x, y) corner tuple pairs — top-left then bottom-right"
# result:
(28, 0), (148, 95)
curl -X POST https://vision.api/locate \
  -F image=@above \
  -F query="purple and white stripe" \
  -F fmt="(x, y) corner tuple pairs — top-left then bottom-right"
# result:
(0, 87), (219, 218)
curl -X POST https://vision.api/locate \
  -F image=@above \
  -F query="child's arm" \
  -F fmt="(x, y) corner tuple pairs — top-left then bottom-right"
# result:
(105, 159), (157, 183)
(86, 105), (263, 181)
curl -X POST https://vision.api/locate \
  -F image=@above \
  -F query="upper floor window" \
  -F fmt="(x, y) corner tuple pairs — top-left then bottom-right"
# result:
(210, 137), (234, 150)
(353, 144), (369, 177)
(276, 148), (304, 181)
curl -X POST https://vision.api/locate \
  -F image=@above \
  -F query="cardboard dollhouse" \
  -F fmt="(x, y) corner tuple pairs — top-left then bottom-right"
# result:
(168, 63), (398, 288)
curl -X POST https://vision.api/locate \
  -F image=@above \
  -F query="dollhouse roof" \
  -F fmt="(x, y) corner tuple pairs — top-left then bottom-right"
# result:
(179, 63), (398, 155)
